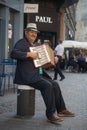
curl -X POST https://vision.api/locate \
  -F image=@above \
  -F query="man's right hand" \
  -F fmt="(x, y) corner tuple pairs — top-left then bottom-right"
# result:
(27, 52), (38, 59)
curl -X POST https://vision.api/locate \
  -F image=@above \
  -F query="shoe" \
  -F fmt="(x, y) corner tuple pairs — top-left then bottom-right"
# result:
(48, 114), (63, 123)
(59, 77), (65, 81)
(58, 109), (75, 117)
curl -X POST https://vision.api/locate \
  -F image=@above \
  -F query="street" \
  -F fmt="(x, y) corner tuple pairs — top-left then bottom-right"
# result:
(0, 71), (87, 130)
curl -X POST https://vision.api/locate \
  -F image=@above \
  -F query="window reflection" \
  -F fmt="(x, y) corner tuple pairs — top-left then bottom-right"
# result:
(8, 10), (14, 58)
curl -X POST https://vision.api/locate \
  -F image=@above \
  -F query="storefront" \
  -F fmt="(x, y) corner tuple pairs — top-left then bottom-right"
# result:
(24, 5), (60, 48)
(24, 0), (79, 48)
(0, 0), (24, 59)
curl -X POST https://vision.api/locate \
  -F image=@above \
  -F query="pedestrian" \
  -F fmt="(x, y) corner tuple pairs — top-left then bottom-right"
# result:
(53, 40), (65, 81)
(65, 49), (69, 70)
(10, 23), (75, 123)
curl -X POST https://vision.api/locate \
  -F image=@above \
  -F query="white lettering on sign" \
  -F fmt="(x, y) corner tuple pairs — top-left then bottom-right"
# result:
(35, 16), (53, 23)
(24, 4), (38, 13)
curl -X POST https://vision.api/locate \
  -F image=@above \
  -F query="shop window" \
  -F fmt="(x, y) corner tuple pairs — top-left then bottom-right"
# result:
(0, 18), (3, 58)
(0, 18), (2, 42)
(8, 10), (14, 58)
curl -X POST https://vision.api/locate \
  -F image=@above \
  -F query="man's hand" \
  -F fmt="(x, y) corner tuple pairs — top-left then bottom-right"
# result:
(27, 52), (39, 59)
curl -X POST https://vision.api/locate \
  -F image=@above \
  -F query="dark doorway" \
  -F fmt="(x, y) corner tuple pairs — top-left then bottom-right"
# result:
(38, 31), (57, 49)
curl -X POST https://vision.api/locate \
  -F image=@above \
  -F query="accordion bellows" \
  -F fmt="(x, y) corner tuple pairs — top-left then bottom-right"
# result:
(30, 44), (55, 68)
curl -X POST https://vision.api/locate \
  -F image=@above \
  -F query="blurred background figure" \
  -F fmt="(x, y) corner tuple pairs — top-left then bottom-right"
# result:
(53, 40), (65, 81)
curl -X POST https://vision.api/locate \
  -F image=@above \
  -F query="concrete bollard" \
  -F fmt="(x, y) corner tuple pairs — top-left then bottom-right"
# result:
(17, 85), (35, 117)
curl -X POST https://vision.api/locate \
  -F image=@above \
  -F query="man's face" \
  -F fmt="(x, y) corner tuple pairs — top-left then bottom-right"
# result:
(25, 30), (38, 43)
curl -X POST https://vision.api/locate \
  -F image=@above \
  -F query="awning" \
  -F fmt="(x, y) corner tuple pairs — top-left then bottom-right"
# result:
(62, 40), (87, 49)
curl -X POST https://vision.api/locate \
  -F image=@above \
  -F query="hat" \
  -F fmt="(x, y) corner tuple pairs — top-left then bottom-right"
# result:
(25, 23), (39, 33)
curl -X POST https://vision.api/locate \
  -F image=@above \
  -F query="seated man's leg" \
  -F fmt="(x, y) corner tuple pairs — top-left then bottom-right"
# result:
(48, 79), (75, 117)
(29, 78), (56, 118)
(48, 79), (66, 112)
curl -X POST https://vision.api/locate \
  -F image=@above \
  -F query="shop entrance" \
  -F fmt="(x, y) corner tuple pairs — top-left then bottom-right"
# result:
(38, 31), (57, 49)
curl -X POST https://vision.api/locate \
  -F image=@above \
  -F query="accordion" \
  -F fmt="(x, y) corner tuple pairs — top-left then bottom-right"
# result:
(30, 44), (55, 68)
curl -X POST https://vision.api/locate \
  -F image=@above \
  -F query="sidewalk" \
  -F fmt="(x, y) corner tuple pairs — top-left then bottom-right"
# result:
(0, 71), (87, 130)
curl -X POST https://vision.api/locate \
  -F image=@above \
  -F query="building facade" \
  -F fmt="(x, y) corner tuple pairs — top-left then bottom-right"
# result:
(0, 0), (24, 59)
(24, 0), (78, 48)
(64, 4), (77, 40)
(75, 0), (87, 42)
(0, 0), (78, 59)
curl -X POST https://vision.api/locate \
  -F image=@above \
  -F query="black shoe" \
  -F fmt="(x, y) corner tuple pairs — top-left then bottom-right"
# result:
(59, 77), (65, 81)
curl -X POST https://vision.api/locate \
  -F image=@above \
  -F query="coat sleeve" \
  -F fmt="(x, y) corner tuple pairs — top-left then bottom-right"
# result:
(10, 39), (28, 60)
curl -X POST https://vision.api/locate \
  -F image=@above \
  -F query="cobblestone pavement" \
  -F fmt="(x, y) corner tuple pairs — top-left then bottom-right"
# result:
(0, 71), (87, 130)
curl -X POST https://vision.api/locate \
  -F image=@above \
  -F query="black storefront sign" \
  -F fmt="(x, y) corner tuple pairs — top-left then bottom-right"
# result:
(27, 7), (59, 32)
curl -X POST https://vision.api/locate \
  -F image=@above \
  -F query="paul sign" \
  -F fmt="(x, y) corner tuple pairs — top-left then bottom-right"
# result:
(35, 15), (53, 23)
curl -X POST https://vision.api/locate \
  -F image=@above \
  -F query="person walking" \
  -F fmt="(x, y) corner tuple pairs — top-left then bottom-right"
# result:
(53, 40), (65, 81)
(10, 23), (75, 123)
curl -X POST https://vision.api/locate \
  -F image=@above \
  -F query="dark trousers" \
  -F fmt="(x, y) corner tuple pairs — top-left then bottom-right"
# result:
(54, 56), (65, 79)
(29, 77), (66, 118)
